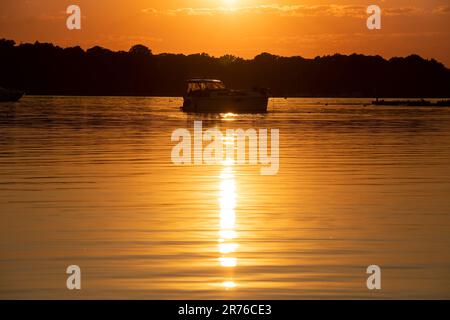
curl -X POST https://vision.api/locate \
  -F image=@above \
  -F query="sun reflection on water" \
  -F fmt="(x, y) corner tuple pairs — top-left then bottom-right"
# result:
(222, 112), (238, 121)
(223, 281), (237, 289)
(219, 159), (238, 289)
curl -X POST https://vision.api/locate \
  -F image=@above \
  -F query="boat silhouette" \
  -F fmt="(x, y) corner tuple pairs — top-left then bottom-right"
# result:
(181, 79), (269, 113)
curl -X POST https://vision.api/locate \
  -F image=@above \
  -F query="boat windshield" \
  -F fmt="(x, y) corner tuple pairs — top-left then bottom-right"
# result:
(187, 81), (226, 93)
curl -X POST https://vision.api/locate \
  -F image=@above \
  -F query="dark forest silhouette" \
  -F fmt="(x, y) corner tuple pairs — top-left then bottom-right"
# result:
(1, 39), (449, 98)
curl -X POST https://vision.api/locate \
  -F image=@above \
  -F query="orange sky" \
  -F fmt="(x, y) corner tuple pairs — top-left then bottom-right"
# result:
(0, 0), (449, 65)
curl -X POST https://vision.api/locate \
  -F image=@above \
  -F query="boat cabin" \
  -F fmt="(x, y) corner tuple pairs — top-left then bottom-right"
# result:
(186, 79), (226, 95)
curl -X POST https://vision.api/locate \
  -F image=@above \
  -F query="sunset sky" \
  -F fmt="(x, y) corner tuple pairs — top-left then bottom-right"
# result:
(1, 0), (449, 65)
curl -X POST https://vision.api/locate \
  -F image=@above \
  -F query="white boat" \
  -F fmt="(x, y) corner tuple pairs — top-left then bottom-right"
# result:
(182, 79), (268, 113)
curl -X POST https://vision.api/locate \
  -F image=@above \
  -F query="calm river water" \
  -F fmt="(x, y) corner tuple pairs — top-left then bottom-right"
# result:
(0, 96), (449, 299)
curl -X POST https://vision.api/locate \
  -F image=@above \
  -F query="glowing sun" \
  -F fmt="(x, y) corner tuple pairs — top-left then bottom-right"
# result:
(223, 0), (238, 7)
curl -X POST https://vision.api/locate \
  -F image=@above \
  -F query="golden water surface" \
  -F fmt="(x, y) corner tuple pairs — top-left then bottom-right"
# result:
(0, 96), (449, 299)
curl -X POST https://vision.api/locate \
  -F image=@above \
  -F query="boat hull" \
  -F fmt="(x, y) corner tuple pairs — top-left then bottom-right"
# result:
(182, 95), (268, 113)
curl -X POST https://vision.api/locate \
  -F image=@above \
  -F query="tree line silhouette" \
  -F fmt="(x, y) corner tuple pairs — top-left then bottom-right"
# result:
(1, 39), (449, 98)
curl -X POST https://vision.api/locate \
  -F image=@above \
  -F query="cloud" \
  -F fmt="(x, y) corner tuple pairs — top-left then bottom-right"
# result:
(102, 34), (163, 44)
(250, 31), (448, 44)
(433, 5), (450, 14)
(141, 5), (368, 18)
(141, 8), (158, 15)
(241, 31), (449, 56)
(141, 4), (449, 18)
(384, 7), (425, 16)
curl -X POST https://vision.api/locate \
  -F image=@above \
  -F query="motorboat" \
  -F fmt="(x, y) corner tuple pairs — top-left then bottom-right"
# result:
(182, 79), (268, 113)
